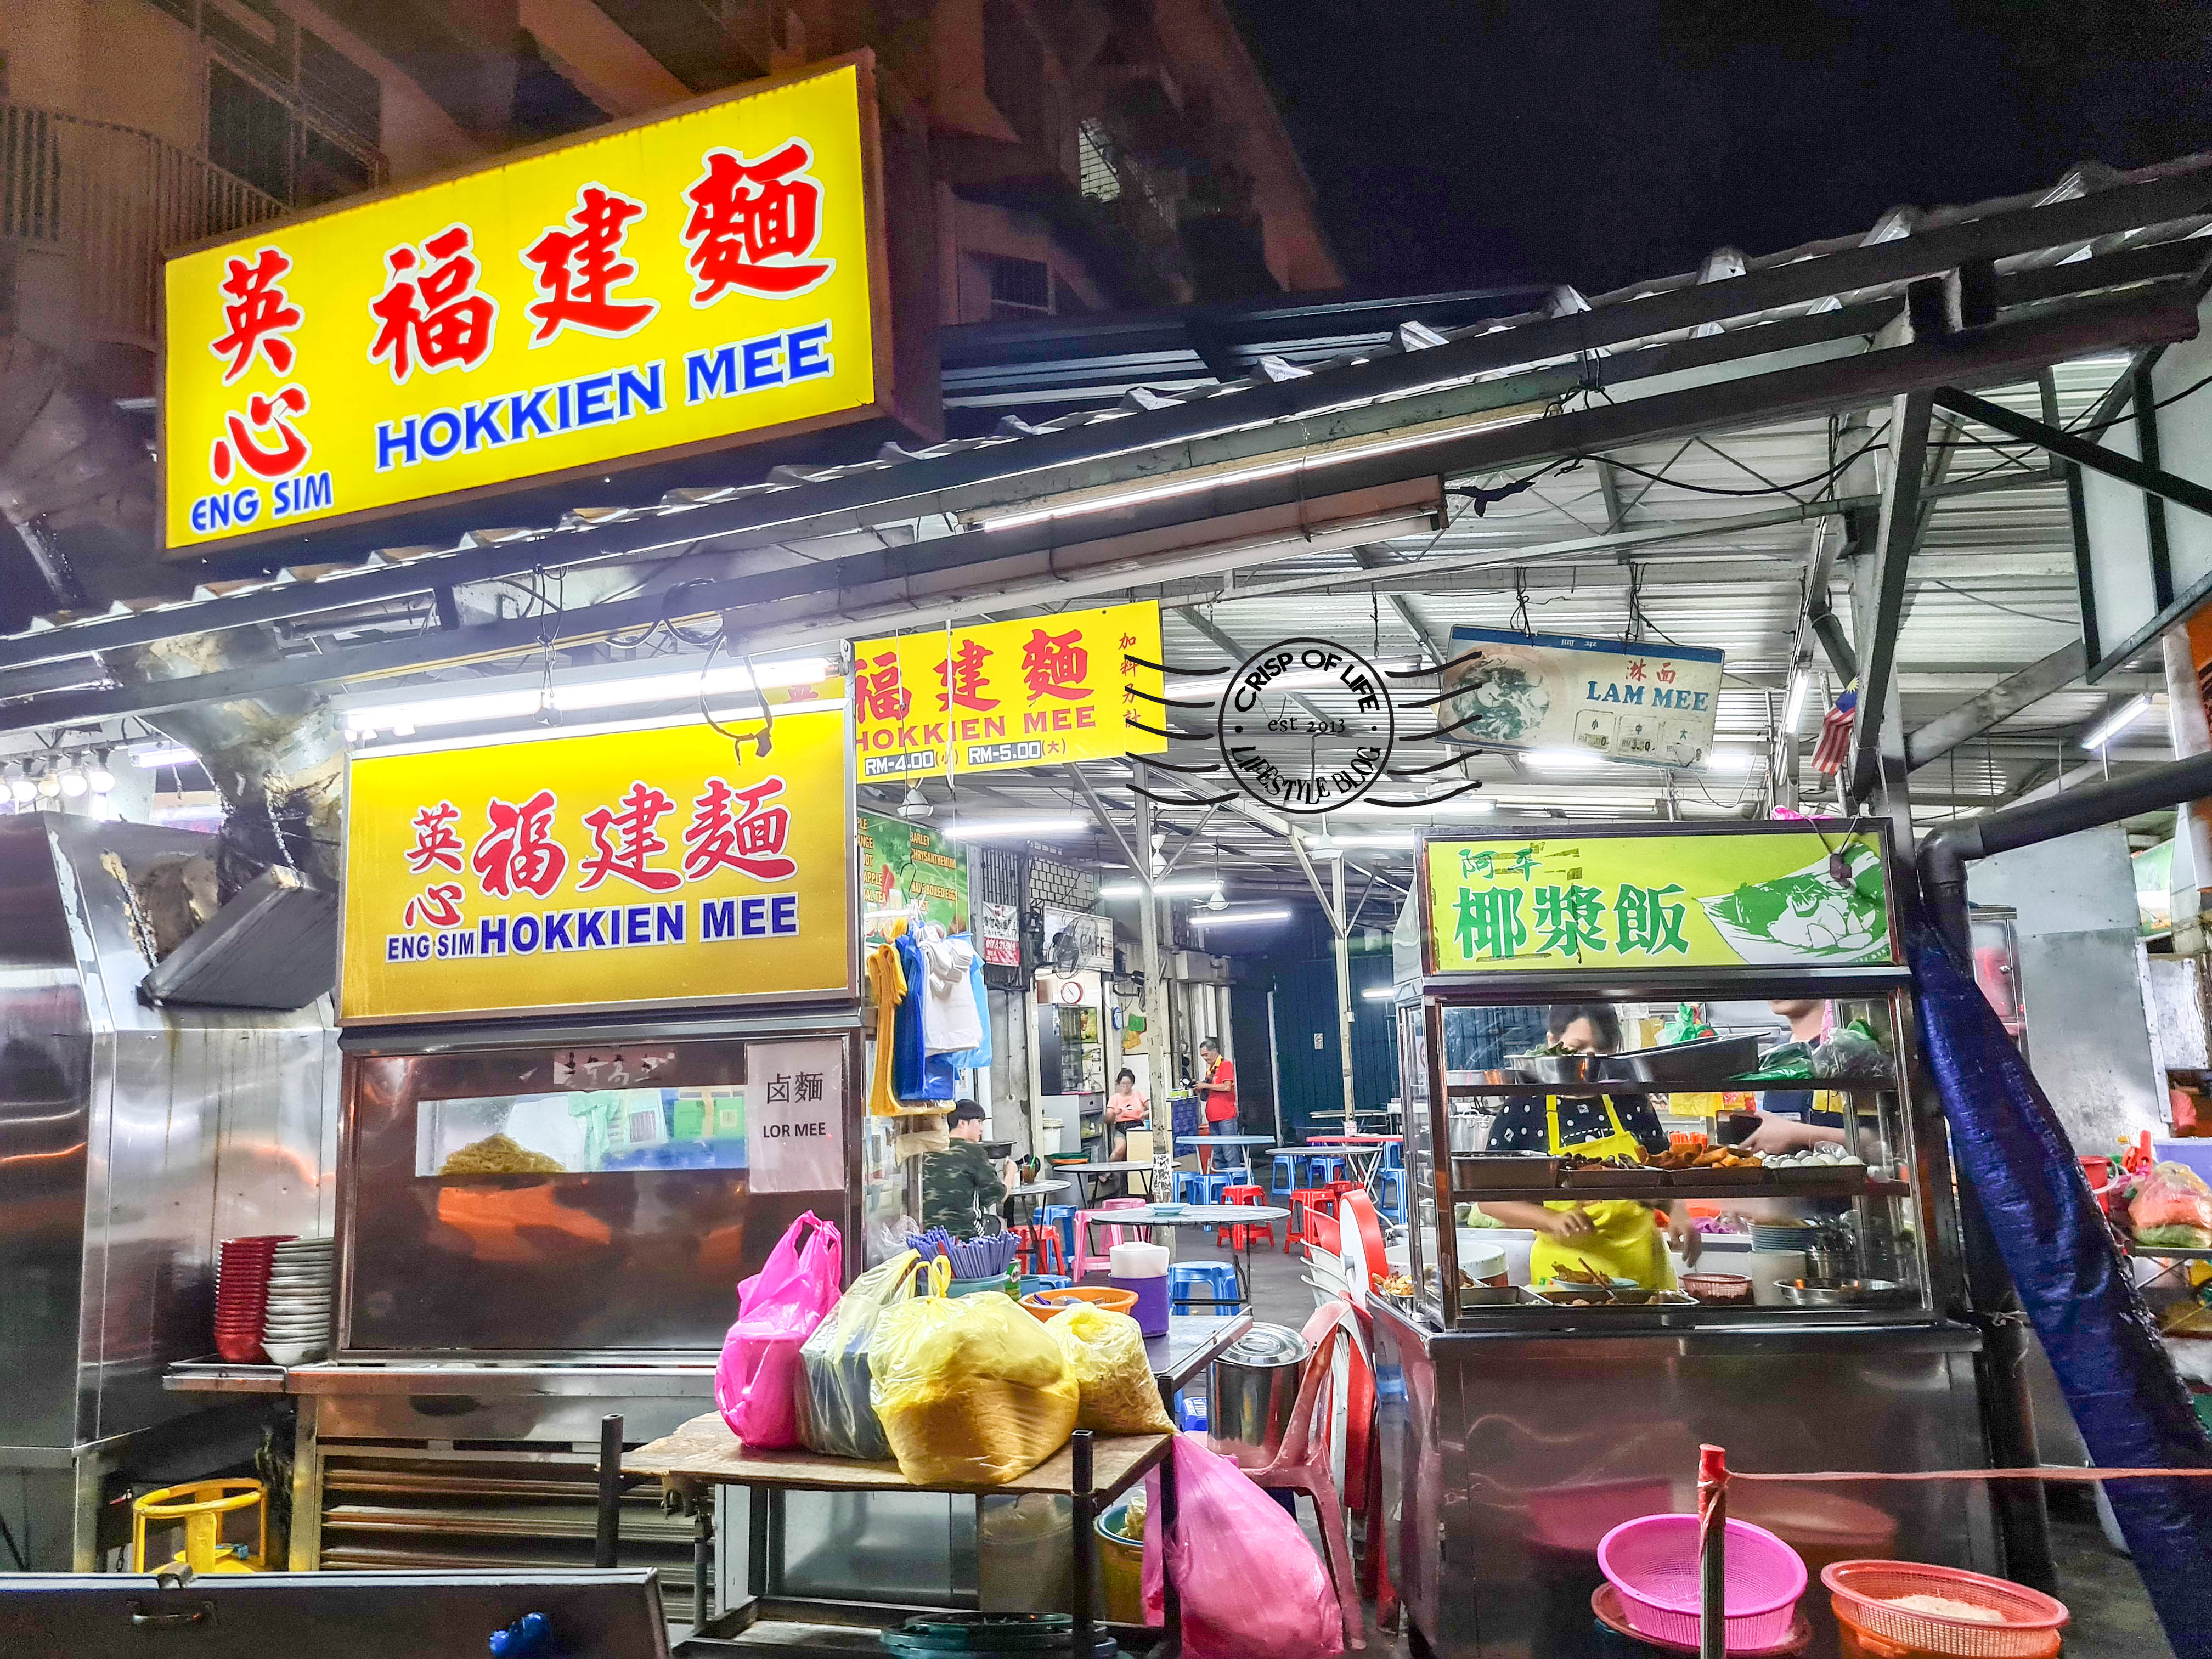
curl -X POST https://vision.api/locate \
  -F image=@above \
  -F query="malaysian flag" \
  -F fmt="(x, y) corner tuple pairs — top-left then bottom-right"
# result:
(1812, 682), (1858, 775)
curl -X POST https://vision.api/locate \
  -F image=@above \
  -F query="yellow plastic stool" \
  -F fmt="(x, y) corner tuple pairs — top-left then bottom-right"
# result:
(132, 1479), (268, 1574)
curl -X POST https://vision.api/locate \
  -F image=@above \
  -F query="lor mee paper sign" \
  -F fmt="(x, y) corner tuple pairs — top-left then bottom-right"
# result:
(848, 603), (1165, 781)
(341, 712), (855, 1024)
(162, 56), (891, 554)
(1421, 826), (1896, 975)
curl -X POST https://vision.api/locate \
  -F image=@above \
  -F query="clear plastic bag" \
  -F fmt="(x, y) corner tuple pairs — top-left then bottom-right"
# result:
(1141, 1435), (1344, 1659)
(870, 1265), (1077, 1485)
(2131, 1162), (2212, 1249)
(797, 1249), (927, 1460)
(1046, 1304), (1175, 1434)
(715, 1211), (842, 1449)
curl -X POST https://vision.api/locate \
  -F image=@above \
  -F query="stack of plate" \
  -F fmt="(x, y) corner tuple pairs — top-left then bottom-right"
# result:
(262, 1238), (334, 1365)
(213, 1235), (291, 1362)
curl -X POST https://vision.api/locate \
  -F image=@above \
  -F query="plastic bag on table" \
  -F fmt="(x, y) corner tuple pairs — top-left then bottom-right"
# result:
(715, 1211), (842, 1449)
(1813, 1019), (1889, 1079)
(870, 1262), (1077, 1484)
(1046, 1304), (1175, 1434)
(2131, 1163), (2212, 1250)
(1140, 1435), (1343, 1659)
(1657, 1002), (1714, 1044)
(797, 1249), (927, 1460)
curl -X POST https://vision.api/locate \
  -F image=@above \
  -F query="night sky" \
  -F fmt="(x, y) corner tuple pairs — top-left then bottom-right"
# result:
(1228, 0), (2212, 294)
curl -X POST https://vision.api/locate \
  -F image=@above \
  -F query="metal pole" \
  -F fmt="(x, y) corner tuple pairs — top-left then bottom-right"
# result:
(1697, 1445), (1726, 1659)
(1333, 851), (1356, 1133)
(2162, 626), (2212, 959)
(1135, 770), (1177, 1213)
(594, 1413), (624, 1569)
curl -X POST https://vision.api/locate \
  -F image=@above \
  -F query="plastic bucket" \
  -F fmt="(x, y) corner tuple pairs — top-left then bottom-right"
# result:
(1097, 1497), (1147, 1625)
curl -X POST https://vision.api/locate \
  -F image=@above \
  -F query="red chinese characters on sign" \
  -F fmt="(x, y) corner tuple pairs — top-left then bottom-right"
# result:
(1020, 627), (1091, 702)
(521, 184), (658, 343)
(1624, 659), (1647, 683)
(855, 651), (912, 721)
(405, 802), (465, 874)
(472, 789), (568, 898)
(208, 247), (302, 383)
(579, 782), (682, 894)
(403, 883), (465, 928)
(208, 387), (313, 482)
(936, 639), (1000, 713)
(368, 223), (499, 383)
(680, 140), (837, 304)
(682, 777), (796, 881)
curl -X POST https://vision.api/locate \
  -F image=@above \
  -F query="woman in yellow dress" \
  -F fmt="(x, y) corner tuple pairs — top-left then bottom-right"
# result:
(1476, 1004), (1694, 1290)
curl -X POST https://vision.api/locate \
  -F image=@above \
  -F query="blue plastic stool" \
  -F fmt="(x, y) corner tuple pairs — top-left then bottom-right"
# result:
(1169, 1261), (1242, 1313)
(1177, 1171), (1229, 1205)
(1381, 1139), (1404, 1170)
(1270, 1152), (1300, 1195)
(1019, 1274), (1073, 1297)
(1306, 1154), (1347, 1184)
(1176, 1392), (1209, 1432)
(1374, 1167), (1407, 1221)
(1039, 1205), (1079, 1265)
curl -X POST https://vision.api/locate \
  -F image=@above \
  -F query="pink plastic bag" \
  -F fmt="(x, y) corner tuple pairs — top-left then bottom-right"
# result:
(1141, 1436), (1344, 1659)
(715, 1211), (842, 1448)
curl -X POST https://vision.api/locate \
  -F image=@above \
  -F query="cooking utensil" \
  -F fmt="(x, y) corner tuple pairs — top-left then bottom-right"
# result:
(1509, 1051), (1603, 1085)
(1610, 1035), (1760, 1085)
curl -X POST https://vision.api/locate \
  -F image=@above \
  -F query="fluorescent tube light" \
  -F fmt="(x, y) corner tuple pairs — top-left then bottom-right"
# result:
(2084, 695), (2152, 751)
(1333, 832), (1417, 849)
(133, 746), (199, 768)
(1189, 907), (1292, 927)
(941, 816), (1088, 840)
(1100, 878), (1220, 899)
(1361, 984), (1399, 1000)
(1782, 671), (1809, 732)
(1702, 750), (1760, 773)
(345, 657), (829, 736)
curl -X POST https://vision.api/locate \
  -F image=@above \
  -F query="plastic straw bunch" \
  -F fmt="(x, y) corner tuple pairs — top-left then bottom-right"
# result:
(906, 1229), (1018, 1279)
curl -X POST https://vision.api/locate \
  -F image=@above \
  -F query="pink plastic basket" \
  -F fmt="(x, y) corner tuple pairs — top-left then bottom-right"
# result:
(1597, 1513), (1808, 1650)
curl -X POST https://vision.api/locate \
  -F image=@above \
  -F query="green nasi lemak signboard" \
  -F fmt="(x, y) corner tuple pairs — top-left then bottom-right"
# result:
(857, 812), (970, 945)
(1423, 828), (1894, 973)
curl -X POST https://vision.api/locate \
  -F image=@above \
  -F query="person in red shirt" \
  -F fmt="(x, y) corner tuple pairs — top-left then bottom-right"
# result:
(1195, 1036), (1237, 1175)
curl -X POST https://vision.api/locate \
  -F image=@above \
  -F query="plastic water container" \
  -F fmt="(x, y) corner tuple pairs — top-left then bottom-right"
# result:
(1108, 1239), (1171, 1336)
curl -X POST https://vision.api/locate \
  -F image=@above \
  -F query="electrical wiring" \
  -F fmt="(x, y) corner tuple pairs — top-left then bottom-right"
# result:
(1555, 432), (1891, 499)
(2069, 366), (2212, 433)
(1919, 578), (2077, 627)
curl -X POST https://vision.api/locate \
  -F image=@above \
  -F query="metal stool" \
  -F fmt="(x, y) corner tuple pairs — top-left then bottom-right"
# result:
(1169, 1261), (1242, 1312)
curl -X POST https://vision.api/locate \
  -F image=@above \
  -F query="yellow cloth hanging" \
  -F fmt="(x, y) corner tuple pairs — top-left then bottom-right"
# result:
(866, 934), (906, 1118)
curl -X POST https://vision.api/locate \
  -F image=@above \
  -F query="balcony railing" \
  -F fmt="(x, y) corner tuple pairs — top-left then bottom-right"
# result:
(2, 101), (286, 352)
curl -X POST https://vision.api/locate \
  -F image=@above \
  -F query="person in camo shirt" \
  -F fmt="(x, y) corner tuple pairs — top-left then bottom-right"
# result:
(920, 1099), (1008, 1235)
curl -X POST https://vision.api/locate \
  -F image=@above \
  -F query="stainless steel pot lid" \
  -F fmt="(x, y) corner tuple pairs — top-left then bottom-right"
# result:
(1220, 1323), (1311, 1368)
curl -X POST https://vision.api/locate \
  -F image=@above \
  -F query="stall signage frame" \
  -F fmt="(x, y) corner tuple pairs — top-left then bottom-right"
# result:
(856, 811), (970, 943)
(848, 602), (1165, 781)
(161, 54), (899, 556)
(340, 709), (857, 1025)
(1439, 624), (1726, 765)
(1418, 821), (1898, 977)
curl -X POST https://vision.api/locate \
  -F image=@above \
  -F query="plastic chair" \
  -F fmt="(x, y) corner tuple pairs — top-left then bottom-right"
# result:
(1014, 1223), (1066, 1276)
(1169, 1261), (1241, 1312)
(1040, 1204), (1079, 1263)
(1177, 1170), (1229, 1205)
(1270, 1151), (1301, 1195)
(1373, 1168), (1407, 1222)
(1073, 1198), (1148, 1279)
(1286, 1187), (1335, 1248)
(1218, 1184), (1276, 1250)
(1306, 1153), (1348, 1184)
(1240, 1303), (1367, 1650)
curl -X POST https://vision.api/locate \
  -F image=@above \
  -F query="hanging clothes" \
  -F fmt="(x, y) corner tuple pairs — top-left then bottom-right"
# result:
(891, 930), (951, 1101)
(865, 939), (906, 1118)
(919, 933), (983, 1053)
(937, 947), (993, 1073)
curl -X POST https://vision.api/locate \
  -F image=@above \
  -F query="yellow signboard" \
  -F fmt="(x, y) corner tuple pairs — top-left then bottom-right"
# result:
(163, 57), (887, 554)
(848, 603), (1165, 781)
(1422, 828), (1895, 974)
(341, 711), (854, 1024)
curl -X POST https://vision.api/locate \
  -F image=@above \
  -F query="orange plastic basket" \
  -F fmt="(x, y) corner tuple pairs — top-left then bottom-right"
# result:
(1822, 1560), (2068, 1658)
(1020, 1285), (1137, 1323)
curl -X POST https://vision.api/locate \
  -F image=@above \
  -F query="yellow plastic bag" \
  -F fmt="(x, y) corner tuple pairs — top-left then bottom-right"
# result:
(1046, 1305), (1175, 1435)
(870, 1262), (1078, 1485)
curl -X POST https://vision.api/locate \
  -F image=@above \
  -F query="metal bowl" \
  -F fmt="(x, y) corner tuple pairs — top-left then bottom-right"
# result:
(1776, 1277), (1918, 1309)
(1509, 1051), (1603, 1085)
(1609, 1035), (1761, 1084)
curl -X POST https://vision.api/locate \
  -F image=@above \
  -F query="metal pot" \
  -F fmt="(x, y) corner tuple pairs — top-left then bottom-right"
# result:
(1207, 1324), (1312, 1470)
(1448, 1113), (1491, 1153)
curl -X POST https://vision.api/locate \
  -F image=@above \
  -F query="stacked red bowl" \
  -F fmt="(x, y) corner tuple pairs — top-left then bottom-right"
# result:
(213, 1235), (295, 1362)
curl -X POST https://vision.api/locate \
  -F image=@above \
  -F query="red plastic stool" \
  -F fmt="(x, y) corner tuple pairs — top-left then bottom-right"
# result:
(1219, 1184), (1276, 1250)
(1287, 1187), (1335, 1246)
(1015, 1224), (1066, 1276)
(1324, 1178), (1363, 1208)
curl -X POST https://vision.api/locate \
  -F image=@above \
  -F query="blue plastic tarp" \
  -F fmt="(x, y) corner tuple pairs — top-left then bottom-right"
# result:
(1912, 923), (2212, 1656)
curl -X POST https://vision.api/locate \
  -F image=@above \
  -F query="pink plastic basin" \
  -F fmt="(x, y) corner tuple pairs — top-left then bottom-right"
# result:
(1597, 1513), (1808, 1650)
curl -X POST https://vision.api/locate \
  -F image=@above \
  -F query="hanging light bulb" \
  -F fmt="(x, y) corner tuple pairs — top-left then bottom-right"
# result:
(34, 762), (60, 799)
(6, 764), (32, 804)
(88, 749), (115, 793)
(899, 781), (932, 822)
(59, 765), (88, 798)
(1206, 879), (1228, 911)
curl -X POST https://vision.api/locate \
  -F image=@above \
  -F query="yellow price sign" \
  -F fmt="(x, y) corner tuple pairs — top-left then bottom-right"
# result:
(1422, 827), (1895, 975)
(341, 711), (855, 1024)
(848, 602), (1165, 781)
(163, 56), (893, 554)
